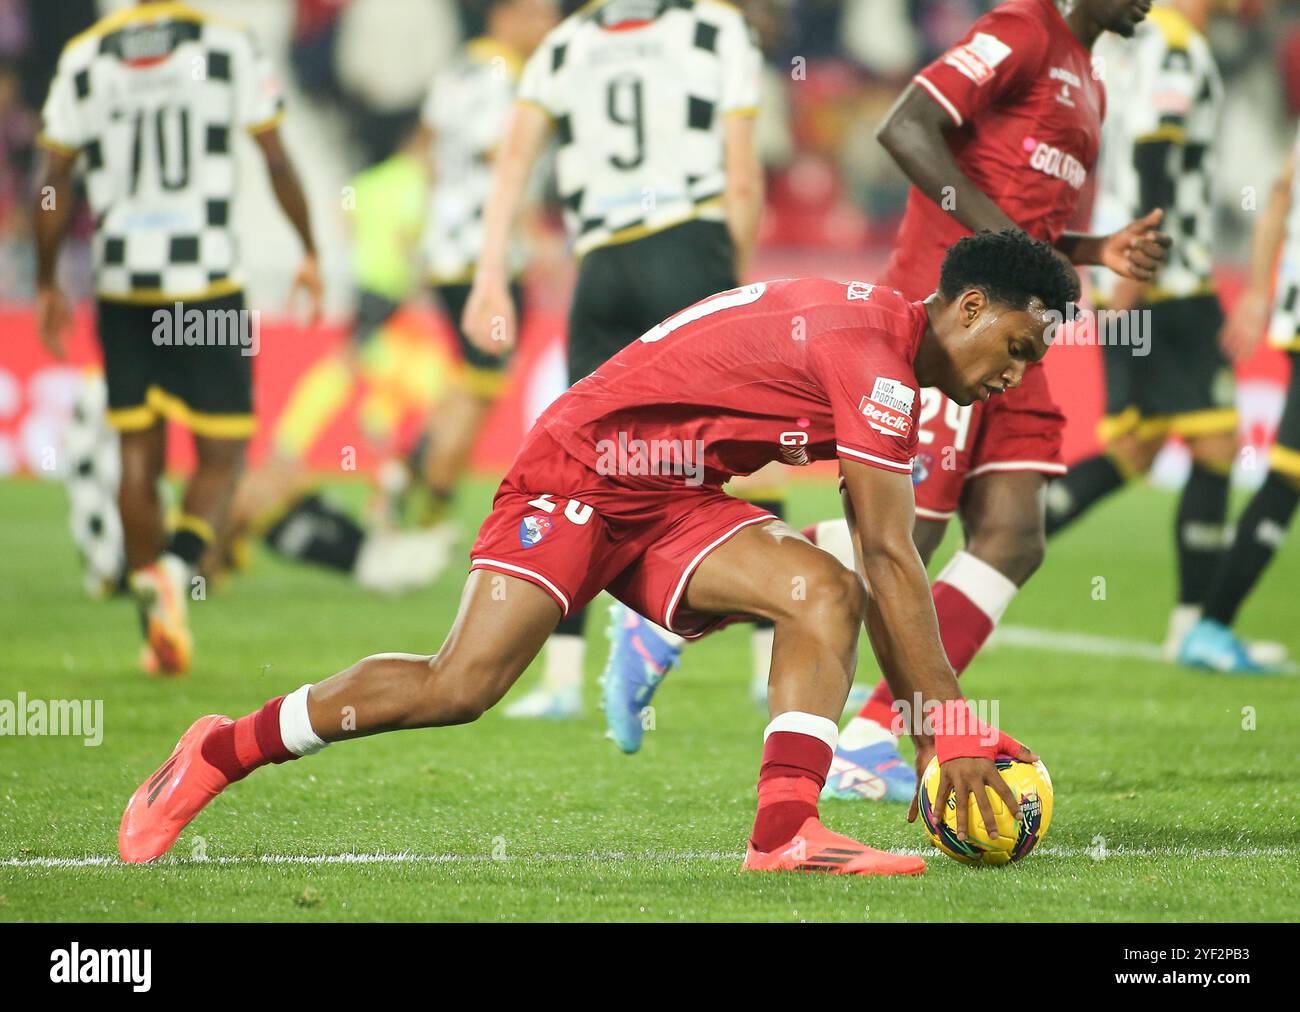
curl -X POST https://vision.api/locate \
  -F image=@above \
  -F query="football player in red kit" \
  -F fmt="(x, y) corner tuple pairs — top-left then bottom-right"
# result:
(120, 230), (1077, 875)
(599, 0), (1171, 797)
(814, 0), (1173, 798)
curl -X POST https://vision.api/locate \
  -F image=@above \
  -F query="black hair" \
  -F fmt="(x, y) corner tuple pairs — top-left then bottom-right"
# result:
(937, 228), (1080, 320)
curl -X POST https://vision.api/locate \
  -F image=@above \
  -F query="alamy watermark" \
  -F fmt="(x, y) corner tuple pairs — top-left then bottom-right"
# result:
(889, 694), (1000, 745)
(152, 303), (260, 357)
(50, 944), (150, 991)
(1046, 303), (1151, 357)
(0, 693), (103, 746)
(594, 431), (706, 486)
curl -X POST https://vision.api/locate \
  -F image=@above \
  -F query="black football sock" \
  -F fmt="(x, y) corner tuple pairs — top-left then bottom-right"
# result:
(1203, 471), (1300, 626)
(167, 515), (213, 567)
(1175, 462), (1231, 606)
(1044, 454), (1127, 536)
(262, 494), (365, 574)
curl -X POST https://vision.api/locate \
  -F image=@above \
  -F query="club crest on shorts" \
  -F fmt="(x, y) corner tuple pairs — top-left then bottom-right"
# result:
(518, 515), (553, 548)
(912, 451), (932, 486)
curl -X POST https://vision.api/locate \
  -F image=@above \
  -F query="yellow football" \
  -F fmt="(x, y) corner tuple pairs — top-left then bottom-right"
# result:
(918, 755), (1053, 866)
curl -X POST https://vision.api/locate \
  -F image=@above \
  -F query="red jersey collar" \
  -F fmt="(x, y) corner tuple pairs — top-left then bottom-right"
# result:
(1039, 0), (1096, 61)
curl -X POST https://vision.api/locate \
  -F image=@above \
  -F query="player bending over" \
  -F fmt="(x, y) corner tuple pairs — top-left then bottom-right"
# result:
(119, 229), (1074, 875)
(602, 0), (1171, 794)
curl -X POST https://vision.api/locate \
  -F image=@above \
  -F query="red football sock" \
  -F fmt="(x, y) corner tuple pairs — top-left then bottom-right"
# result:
(200, 696), (297, 783)
(750, 722), (834, 852)
(855, 551), (1017, 730)
(860, 679), (897, 731)
(929, 578), (995, 673)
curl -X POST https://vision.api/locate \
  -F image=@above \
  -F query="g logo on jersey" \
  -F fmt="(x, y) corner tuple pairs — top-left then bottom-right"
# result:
(779, 430), (810, 466)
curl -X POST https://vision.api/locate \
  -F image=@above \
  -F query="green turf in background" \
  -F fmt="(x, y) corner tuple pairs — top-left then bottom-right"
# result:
(1, 478), (1297, 921)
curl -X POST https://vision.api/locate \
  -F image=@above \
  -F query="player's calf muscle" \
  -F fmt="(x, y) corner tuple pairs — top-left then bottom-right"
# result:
(307, 647), (524, 736)
(963, 474), (1047, 585)
(306, 573), (560, 736)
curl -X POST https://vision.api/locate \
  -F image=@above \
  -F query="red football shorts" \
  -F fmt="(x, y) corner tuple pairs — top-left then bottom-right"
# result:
(469, 430), (776, 638)
(912, 364), (1067, 521)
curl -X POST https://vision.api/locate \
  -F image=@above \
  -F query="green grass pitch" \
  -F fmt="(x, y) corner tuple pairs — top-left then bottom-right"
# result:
(1, 476), (1297, 921)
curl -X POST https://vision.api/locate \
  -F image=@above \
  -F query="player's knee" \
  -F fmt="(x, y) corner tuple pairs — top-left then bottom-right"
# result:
(799, 558), (866, 631)
(195, 438), (248, 478)
(1187, 433), (1236, 472)
(417, 652), (496, 726)
(968, 527), (1043, 587)
(1105, 436), (1157, 477)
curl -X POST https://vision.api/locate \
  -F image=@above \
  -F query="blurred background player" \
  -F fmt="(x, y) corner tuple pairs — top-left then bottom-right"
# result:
(212, 0), (558, 595)
(1178, 127), (1300, 672)
(462, 0), (766, 719)
(1046, 0), (1242, 662)
(34, 0), (321, 675)
(403, 0), (559, 543)
(213, 132), (455, 593)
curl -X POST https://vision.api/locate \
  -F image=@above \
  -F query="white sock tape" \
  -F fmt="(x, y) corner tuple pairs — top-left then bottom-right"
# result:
(279, 683), (329, 757)
(763, 711), (839, 751)
(812, 519), (856, 572)
(934, 550), (1019, 624)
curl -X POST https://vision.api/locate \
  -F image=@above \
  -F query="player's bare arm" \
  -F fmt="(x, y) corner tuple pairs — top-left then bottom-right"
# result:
(722, 111), (763, 280)
(1056, 207), (1171, 281)
(841, 458), (1033, 840)
(879, 77), (1169, 279)
(1221, 151), (1295, 362)
(876, 84), (1020, 236)
(462, 100), (551, 353)
(254, 127), (322, 326)
(33, 145), (79, 358)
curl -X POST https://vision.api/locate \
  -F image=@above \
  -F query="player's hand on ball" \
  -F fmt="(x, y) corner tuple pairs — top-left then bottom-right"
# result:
(1103, 208), (1172, 282)
(462, 281), (516, 356)
(36, 286), (72, 359)
(920, 738), (1040, 832)
(930, 746), (1038, 842)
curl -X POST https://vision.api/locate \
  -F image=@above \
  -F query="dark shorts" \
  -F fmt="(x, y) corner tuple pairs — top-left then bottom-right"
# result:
(97, 291), (254, 439)
(1099, 293), (1237, 443)
(435, 282), (525, 392)
(469, 428), (774, 637)
(351, 289), (403, 345)
(567, 219), (737, 385)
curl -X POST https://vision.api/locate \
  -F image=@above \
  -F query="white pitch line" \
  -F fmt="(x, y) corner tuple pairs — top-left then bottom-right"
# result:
(991, 624), (1298, 674)
(3, 845), (1296, 869)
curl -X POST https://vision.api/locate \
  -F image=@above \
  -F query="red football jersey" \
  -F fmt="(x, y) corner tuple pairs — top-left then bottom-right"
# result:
(540, 279), (928, 484)
(882, 0), (1105, 299)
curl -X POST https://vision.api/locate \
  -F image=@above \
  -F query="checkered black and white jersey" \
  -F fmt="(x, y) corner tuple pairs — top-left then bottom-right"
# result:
(1268, 126), (1300, 352)
(519, 0), (760, 258)
(39, 2), (284, 303)
(1090, 6), (1222, 303)
(422, 38), (526, 286)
